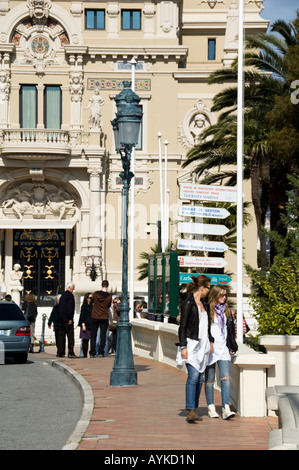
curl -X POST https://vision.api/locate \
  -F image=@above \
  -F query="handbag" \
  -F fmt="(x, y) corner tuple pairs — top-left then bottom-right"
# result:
(108, 322), (117, 331)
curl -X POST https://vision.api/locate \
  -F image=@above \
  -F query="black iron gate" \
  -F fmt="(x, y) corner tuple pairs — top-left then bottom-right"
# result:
(13, 229), (65, 306)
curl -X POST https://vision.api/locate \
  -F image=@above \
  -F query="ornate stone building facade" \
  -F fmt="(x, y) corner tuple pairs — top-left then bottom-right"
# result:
(0, 1), (268, 337)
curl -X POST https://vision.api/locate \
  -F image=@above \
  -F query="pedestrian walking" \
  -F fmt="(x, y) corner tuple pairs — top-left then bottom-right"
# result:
(176, 275), (213, 423)
(21, 293), (38, 353)
(204, 285), (238, 420)
(90, 280), (112, 357)
(78, 292), (93, 358)
(57, 282), (77, 358)
(108, 296), (121, 354)
(48, 294), (62, 356)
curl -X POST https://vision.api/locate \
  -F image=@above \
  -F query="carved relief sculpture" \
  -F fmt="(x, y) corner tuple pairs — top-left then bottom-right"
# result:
(0, 183), (77, 221)
(69, 71), (84, 102)
(27, 0), (52, 25)
(178, 100), (214, 149)
(0, 69), (10, 127)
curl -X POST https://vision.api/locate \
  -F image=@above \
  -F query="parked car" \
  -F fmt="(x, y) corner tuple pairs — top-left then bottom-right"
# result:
(0, 301), (31, 363)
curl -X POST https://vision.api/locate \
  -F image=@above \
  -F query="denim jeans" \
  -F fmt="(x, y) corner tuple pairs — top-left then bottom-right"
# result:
(185, 363), (204, 410)
(205, 360), (231, 407)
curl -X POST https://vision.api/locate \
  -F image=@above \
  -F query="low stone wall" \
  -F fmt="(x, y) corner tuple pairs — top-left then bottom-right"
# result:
(131, 319), (276, 417)
(267, 386), (299, 450)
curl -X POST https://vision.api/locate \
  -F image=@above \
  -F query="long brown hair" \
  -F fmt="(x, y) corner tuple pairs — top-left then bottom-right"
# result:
(25, 293), (36, 303)
(208, 285), (230, 322)
(187, 275), (210, 293)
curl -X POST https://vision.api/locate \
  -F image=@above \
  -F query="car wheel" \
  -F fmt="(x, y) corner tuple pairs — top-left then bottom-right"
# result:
(14, 353), (28, 364)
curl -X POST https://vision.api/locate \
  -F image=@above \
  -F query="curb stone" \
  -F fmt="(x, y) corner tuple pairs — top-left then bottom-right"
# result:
(49, 359), (94, 450)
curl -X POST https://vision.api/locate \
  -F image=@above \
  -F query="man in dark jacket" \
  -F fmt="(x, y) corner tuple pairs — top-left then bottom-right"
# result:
(90, 280), (112, 357)
(57, 282), (76, 358)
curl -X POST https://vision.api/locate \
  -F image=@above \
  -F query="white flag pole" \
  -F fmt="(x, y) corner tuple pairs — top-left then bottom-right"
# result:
(164, 140), (169, 249)
(236, 0), (244, 343)
(158, 132), (165, 252)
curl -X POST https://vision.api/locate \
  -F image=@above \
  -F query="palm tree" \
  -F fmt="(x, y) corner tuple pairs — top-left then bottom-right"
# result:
(183, 14), (299, 269)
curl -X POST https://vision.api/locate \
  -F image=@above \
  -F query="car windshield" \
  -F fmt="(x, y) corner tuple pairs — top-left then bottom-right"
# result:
(0, 304), (24, 321)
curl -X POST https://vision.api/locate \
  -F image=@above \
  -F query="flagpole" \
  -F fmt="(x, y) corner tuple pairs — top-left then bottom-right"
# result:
(236, 0), (244, 343)
(164, 140), (169, 249)
(157, 132), (165, 252)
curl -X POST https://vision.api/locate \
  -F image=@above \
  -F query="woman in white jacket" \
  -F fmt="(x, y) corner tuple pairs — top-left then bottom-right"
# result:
(205, 285), (238, 420)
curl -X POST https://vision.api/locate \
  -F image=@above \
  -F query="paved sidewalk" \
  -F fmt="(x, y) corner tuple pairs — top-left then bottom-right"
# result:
(40, 347), (277, 451)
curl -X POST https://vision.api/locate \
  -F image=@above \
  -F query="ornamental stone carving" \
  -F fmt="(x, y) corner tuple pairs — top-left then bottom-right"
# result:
(69, 71), (84, 102)
(27, 0), (52, 25)
(178, 100), (215, 149)
(0, 182), (77, 221)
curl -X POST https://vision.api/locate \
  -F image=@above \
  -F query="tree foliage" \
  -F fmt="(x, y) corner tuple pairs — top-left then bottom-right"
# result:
(246, 175), (299, 335)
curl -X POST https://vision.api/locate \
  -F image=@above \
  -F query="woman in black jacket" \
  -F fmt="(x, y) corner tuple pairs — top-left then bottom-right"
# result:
(204, 285), (238, 420)
(177, 275), (213, 423)
(78, 292), (93, 358)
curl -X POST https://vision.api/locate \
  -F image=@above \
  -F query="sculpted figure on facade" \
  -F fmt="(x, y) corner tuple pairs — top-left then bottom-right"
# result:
(7, 263), (24, 303)
(179, 100), (214, 149)
(69, 71), (84, 102)
(0, 70), (10, 126)
(85, 90), (105, 130)
(0, 71), (10, 103)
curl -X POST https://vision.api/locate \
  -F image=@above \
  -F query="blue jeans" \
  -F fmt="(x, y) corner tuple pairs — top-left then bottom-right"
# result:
(185, 364), (204, 410)
(205, 360), (231, 407)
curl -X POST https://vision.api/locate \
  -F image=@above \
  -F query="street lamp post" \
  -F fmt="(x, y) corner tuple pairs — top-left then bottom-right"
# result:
(110, 81), (142, 386)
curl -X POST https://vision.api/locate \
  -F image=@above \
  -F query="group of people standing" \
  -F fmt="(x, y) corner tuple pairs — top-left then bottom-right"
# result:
(48, 280), (119, 358)
(177, 275), (238, 423)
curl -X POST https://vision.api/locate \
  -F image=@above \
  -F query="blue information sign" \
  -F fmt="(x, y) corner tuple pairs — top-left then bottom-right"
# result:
(179, 272), (232, 285)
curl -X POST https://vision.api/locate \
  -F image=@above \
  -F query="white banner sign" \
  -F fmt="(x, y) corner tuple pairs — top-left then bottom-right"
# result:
(177, 238), (228, 253)
(179, 205), (230, 219)
(180, 183), (237, 203)
(178, 222), (229, 236)
(179, 256), (227, 268)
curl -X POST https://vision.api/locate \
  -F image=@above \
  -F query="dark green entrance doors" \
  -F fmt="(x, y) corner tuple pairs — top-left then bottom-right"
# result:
(13, 229), (65, 306)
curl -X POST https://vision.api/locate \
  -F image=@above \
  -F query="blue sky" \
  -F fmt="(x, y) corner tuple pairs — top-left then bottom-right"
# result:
(261, 0), (298, 25)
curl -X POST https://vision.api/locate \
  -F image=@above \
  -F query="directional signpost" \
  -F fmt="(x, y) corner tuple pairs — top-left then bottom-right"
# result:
(179, 272), (232, 285)
(177, 183), (236, 290)
(179, 256), (227, 269)
(180, 183), (237, 203)
(179, 205), (230, 219)
(177, 238), (228, 253)
(178, 222), (229, 236)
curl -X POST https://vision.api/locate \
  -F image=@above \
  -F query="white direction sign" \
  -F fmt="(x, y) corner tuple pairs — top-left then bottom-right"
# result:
(179, 256), (227, 268)
(177, 238), (228, 253)
(180, 183), (237, 203)
(178, 222), (229, 236)
(179, 205), (230, 219)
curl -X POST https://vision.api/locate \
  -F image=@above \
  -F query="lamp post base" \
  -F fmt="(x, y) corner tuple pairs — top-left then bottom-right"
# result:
(110, 369), (137, 387)
(110, 321), (138, 387)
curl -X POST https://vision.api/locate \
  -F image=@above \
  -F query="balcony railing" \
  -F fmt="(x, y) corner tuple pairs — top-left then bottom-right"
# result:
(0, 128), (93, 159)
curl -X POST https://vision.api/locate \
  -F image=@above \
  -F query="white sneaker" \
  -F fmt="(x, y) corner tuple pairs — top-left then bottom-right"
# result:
(222, 404), (235, 420)
(208, 404), (219, 418)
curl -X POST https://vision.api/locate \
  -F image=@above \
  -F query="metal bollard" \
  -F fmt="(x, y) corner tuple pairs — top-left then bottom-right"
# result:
(80, 340), (84, 358)
(39, 314), (47, 353)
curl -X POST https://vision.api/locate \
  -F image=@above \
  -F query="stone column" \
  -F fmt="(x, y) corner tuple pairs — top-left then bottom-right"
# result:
(87, 167), (102, 258)
(37, 84), (44, 128)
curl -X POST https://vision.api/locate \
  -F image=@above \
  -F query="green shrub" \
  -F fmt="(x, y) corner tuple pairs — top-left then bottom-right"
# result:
(246, 256), (299, 335)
